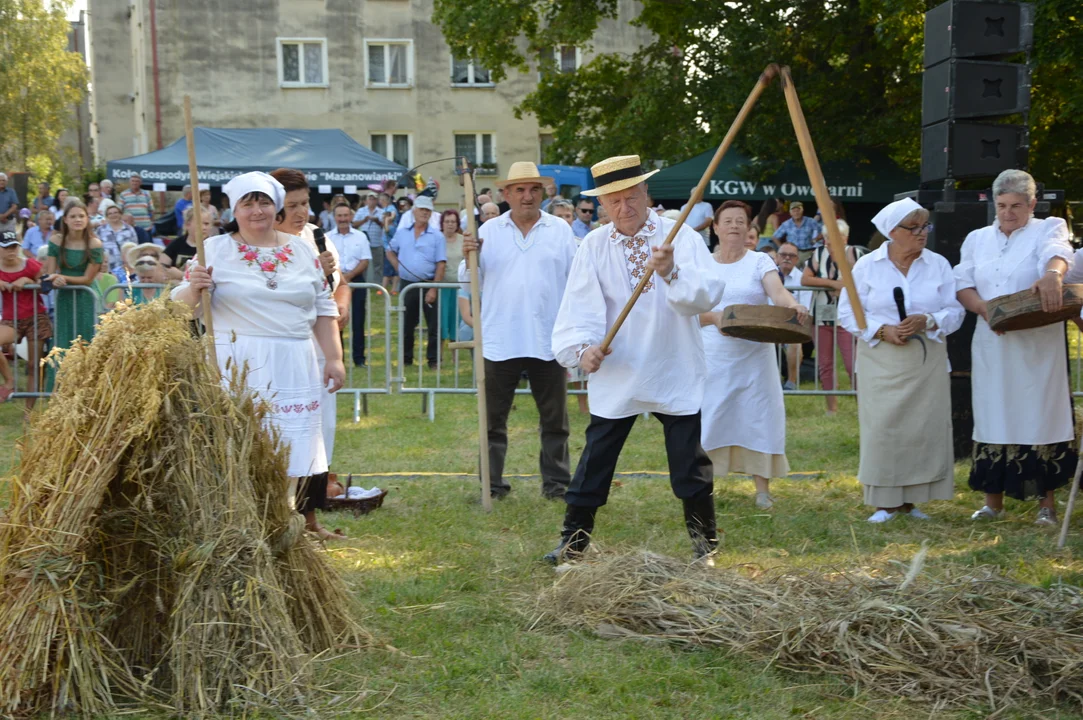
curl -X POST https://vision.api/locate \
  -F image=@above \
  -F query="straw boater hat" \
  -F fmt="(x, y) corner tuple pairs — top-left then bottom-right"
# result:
(581, 155), (659, 197)
(125, 243), (163, 267)
(495, 161), (553, 188)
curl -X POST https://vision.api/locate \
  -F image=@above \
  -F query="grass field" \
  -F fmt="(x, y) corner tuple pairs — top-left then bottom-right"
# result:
(2, 299), (1082, 719)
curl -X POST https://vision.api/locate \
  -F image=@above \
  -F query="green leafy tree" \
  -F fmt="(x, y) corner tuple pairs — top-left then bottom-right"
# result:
(434, 0), (1082, 196)
(0, 0), (88, 176)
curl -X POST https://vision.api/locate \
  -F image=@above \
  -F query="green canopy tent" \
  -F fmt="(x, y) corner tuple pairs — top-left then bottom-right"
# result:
(648, 148), (916, 204)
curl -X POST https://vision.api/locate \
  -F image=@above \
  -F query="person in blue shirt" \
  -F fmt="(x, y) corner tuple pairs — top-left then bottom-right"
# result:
(173, 185), (193, 232)
(771, 201), (822, 253)
(571, 195), (594, 239)
(387, 195), (447, 368)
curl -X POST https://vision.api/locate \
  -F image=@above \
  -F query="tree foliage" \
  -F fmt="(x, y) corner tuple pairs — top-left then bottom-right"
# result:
(434, 0), (1083, 196)
(0, 0), (88, 176)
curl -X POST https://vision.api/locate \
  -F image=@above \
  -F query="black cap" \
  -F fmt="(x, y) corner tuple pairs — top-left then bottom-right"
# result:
(0, 231), (19, 247)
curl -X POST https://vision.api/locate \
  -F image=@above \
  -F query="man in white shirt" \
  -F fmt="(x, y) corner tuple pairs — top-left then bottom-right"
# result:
(546, 155), (726, 565)
(681, 188), (714, 245)
(328, 202), (372, 366)
(462, 161), (579, 501)
(352, 192), (387, 281)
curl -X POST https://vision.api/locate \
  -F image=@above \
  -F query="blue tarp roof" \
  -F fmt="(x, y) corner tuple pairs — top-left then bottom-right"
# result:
(106, 127), (408, 189)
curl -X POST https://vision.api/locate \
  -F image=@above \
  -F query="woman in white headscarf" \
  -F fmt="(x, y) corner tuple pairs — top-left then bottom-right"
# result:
(172, 171), (345, 485)
(839, 198), (965, 523)
(955, 169), (1075, 527)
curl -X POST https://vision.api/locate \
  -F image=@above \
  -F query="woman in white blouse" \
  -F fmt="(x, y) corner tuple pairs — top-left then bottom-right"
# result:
(698, 200), (808, 510)
(839, 198), (964, 523)
(954, 169), (1074, 527)
(173, 172), (345, 498)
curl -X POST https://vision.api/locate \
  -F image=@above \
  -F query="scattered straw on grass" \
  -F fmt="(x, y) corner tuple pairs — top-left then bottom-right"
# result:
(533, 551), (1083, 714)
(0, 299), (370, 718)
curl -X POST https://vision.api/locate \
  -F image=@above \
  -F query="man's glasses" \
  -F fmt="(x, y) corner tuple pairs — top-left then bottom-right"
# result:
(778, 252), (799, 259)
(897, 222), (934, 236)
(578, 208), (593, 214)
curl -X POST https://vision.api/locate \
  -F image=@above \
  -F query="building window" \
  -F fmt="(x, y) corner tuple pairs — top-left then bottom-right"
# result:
(540, 46), (581, 78)
(371, 133), (413, 168)
(277, 38), (328, 88)
(539, 133), (555, 163)
(455, 133), (496, 174)
(451, 56), (493, 86)
(366, 40), (413, 87)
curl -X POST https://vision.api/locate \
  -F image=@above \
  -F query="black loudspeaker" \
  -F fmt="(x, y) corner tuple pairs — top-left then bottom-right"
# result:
(922, 59), (1031, 125)
(924, 0), (1035, 68)
(921, 121), (1026, 182)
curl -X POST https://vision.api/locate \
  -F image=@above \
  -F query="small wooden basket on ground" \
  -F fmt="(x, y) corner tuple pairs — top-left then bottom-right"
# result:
(987, 284), (1083, 332)
(325, 473), (389, 517)
(719, 304), (814, 344)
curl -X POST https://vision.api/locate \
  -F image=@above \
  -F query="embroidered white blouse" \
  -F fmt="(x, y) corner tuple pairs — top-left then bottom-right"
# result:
(551, 209), (726, 419)
(839, 243), (965, 347)
(477, 210), (579, 362)
(171, 231), (338, 339)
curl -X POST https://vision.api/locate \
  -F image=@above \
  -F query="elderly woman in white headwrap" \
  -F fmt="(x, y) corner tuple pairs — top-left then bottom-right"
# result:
(172, 171), (345, 487)
(955, 169), (1075, 527)
(839, 198), (964, 523)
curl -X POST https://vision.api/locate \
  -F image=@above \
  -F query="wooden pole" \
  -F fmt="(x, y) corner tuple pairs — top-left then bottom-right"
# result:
(1057, 444), (1082, 549)
(599, 64), (779, 352)
(779, 67), (867, 330)
(182, 96), (217, 367)
(460, 158), (492, 511)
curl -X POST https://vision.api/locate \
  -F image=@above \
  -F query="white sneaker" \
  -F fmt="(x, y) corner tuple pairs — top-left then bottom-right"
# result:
(755, 492), (774, 510)
(908, 507), (931, 520)
(1035, 507), (1057, 527)
(867, 509), (898, 524)
(970, 506), (1004, 521)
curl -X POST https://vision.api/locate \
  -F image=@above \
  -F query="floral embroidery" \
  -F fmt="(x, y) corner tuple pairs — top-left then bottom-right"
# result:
(272, 399), (321, 414)
(622, 236), (654, 293)
(237, 242), (294, 272)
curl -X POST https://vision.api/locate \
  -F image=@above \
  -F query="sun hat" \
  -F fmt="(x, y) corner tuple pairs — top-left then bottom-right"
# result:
(413, 195), (434, 211)
(125, 242), (163, 267)
(580, 155), (659, 197)
(495, 161), (554, 189)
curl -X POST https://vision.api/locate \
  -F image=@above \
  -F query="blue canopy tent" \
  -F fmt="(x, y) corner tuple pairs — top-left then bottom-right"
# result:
(106, 128), (407, 189)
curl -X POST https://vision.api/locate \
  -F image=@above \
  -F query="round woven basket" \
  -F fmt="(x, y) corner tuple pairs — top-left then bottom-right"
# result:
(986, 284), (1083, 332)
(719, 304), (814, 344)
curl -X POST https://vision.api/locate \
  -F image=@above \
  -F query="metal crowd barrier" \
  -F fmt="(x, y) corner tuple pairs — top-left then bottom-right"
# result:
(6, 284), (102, 400)
(340, 282), (394, 421)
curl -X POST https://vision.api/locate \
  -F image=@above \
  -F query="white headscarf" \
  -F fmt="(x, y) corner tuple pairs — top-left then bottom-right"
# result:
(223, 171), (286, 212)
(871, 197), (923, 238)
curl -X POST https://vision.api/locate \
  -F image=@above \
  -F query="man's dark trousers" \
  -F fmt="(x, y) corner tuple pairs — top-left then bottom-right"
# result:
(484, 357), (571, 498)
(402, 281), (437, 366)
(565, 411), (713, 508)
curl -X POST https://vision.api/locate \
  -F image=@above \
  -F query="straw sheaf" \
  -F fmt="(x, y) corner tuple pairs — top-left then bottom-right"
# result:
(0, 299), (371, 718)
(533, 551), (1083, 714)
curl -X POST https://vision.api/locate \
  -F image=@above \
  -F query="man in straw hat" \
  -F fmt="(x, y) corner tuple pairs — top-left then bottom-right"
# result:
(462, 162), (579, 500)
(544, 155), (726, 564)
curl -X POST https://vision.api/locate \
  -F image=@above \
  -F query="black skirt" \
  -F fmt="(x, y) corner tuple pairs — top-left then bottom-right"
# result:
(968, 441), (1076, 500)
(296, 471), (329, 514)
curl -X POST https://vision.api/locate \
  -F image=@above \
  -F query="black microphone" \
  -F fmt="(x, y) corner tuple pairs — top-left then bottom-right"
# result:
(893, 286), (907, 322)
(312, 226), (336, 289)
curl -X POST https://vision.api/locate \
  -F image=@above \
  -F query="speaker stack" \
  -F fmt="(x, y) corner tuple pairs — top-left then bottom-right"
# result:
(905, 0), (1036, 457)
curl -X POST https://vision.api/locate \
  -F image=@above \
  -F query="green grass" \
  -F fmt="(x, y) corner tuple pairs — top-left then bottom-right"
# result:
(2, 308), (1082, 718)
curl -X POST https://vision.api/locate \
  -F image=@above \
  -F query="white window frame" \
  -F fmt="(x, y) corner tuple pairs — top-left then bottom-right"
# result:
(454, 132), (497, 175)
(539, 46), (582, 80)
(370, 132), (414, 169)
(276, 37), (329, 88)
(364, 39), (415, 88)
(449, 55), (495, 88)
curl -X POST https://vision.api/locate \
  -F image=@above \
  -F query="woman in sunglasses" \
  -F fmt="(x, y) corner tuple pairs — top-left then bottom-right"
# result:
(839, 198), (964, 524)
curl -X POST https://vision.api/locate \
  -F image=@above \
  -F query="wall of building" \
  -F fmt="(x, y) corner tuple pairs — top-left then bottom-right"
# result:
(88, 0), (652, 208)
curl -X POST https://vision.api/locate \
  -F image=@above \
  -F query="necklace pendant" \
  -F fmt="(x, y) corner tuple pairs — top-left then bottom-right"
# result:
(266, 279), (278, 290)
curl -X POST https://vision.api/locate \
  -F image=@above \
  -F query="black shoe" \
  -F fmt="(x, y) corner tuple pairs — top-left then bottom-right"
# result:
(542, 505), (597, 564)
(542, 486), (567, 501)
(428, 361), (438, 370)
(682, 492), (718, 567)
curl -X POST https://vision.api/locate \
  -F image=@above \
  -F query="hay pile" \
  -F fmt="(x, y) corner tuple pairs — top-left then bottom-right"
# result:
(0, 300), (368, 718)
(535, 551), (1083, 713)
